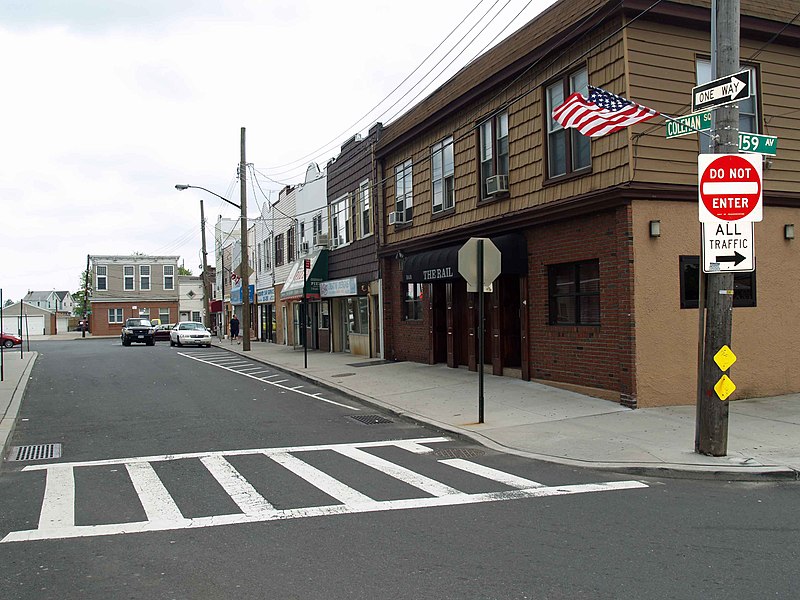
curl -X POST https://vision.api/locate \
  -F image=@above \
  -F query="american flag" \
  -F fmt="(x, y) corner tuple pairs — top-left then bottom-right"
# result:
(551, 86), (659, 137)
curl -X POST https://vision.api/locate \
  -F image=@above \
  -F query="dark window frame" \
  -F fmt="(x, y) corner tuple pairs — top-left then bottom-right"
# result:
(477, 111), (509, 201)
(274, 233), (284, 267)
(679, 255), (757, 308)
(403, 283), (425, 321)
(548, 259), (600, 326)
(544, 66), (591, 183)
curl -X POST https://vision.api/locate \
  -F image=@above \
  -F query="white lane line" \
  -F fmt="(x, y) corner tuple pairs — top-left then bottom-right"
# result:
(2, 480), (648, 543)
(439, 459), (544, 488)
(334, 446), (461, 497)
(20, 438), (452, 470)
(200, 455), (276, 516)
(267, 451), (374, 506)
(125, 462), (184, 522)
(261, 374), (280, 379)
(178, 352), (359, 410)
(288, 386), (303, 391)
(37, 465), (75, 530)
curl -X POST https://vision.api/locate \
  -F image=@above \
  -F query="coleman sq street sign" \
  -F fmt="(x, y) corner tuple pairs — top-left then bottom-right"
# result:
(698, 153), (762, 223)
(692, 70), (750, 113)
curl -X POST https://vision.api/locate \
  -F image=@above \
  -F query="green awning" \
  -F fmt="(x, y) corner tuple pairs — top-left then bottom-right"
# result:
(280, 251), (329, 300)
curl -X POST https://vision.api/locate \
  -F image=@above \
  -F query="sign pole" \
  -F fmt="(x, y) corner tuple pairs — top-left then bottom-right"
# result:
(478, 239), (485, 424)
(303, 258), (308, 369)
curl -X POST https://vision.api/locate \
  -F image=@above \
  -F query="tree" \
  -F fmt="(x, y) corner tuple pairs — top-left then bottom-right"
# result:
(73, 268), (92, 317)
(178, 266), (193, 276)
(4, 299), (13, 307)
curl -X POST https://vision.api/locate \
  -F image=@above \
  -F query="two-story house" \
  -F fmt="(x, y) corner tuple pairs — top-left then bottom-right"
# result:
(374, 0), (799, 408)
(89, 255), (180, 336)
(323, 123), (384, 357)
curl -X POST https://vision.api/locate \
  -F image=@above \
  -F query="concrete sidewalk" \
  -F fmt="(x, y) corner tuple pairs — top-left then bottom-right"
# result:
(213, 339), (800, 480)
(3, 335), (798, 480)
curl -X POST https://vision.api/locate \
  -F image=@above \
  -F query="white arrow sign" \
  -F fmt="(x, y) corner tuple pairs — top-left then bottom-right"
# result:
(692, 71), (751, 113)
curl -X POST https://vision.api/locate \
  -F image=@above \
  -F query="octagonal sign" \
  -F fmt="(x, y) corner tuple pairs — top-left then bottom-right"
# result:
(458, 237), (501, 291)
(698, 153), (762, 222)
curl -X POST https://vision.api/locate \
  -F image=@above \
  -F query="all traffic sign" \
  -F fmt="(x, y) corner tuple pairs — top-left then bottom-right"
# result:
(698, 153), (762, 222)
(702, 221), (754, 273)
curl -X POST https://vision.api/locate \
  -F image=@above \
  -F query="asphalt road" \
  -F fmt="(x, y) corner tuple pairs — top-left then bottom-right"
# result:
(0, 340), (797, 599)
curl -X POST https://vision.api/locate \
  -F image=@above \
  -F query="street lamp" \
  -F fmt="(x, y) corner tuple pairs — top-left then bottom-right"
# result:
(176, 183), (251, 352)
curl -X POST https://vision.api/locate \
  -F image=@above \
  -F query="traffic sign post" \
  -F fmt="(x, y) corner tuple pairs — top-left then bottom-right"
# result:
(692, 70), (750, 113)
(458, 238), (502, 424)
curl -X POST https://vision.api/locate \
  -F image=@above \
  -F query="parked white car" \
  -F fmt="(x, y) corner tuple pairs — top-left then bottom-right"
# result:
(169, 321), (212, 348)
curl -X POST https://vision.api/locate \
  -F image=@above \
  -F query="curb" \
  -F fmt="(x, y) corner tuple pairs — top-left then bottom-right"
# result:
(210, 344), (798, 482)
(0, 352), (38, 466)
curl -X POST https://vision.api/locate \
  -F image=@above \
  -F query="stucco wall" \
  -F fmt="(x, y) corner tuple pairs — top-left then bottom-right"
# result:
(632, 199), (800, 407)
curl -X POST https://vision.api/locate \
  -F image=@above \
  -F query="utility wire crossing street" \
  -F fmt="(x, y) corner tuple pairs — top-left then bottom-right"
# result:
(2, 438), (648, 543)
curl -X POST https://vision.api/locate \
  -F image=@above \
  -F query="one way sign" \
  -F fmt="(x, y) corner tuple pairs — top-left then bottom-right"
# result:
(702, 221), (755, 273)
(692, 70), (751, 113)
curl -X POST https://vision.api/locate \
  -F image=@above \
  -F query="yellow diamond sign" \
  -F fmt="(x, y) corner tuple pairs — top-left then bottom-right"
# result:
(714, 345), (737, 372)
(714, 374), (736, 401)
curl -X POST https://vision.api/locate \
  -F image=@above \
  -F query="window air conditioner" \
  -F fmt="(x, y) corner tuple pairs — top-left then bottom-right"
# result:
(485, 174), (509, 195)
(313, 233), (328, 247)
(300, 242), (309, 254)
(388, 211), (407, 225)
(330, 237), (342, 248)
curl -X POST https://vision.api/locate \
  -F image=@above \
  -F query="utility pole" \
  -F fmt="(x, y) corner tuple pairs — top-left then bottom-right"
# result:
(199, 200), (212, 330)
(83, 254), (90, 338)
(240, 127), (251, 352)
(696, 0), (739, 456)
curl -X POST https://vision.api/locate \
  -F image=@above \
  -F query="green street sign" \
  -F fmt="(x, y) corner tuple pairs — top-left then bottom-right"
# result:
(665, 111), (712, 138)
(739, 132), (778, 156)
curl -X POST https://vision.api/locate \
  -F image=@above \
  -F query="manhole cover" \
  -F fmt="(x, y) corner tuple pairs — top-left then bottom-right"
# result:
(433, 448), (486, 459)
(348, 414), (394, 425)
(8, 443), (62, 462)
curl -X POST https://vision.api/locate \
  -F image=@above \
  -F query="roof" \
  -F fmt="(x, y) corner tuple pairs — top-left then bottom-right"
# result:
(23, 291), (56, 302)
(376, 0), (800, 155)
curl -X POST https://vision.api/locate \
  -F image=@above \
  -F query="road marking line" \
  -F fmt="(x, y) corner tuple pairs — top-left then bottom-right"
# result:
(334, 446), (461, 497)
(200, 455), (276, 516)
(268, 451), (374, 506)
(38, 465), (75, 529)
(177, 352), (359, 410)
(439, 459), (544, 488)
(125, 462), (184, 522)
(1, 480), (648, 543)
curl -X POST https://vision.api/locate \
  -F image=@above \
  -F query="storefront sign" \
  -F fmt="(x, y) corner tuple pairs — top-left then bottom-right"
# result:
(230, 284), (254, 305)
(320, 277), (358, 298)
(257, 288), (275, 303)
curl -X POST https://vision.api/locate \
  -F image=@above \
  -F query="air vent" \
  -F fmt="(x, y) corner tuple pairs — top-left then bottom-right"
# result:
(349, 415), (394, 425)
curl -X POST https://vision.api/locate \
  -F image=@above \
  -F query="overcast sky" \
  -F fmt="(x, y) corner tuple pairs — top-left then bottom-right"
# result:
(0, 0), (556, 304)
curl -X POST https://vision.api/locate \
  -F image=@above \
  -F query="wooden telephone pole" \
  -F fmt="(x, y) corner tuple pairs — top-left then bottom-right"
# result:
(240, 127), (251, 352)
(696, 0), (739, 456)
(200, 199), (212, 330)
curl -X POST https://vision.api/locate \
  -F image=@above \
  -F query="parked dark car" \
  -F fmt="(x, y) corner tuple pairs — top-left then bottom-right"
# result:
(121, 318), (155, 346)
(1, 332), (22, 348)
(153, 324), (174, 342)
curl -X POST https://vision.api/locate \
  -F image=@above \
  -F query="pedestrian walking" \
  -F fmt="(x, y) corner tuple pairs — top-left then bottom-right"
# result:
(230, 314), (240, 344)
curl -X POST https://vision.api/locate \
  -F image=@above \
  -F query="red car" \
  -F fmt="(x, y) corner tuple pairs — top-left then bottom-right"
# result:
(1, 332), (22, 348)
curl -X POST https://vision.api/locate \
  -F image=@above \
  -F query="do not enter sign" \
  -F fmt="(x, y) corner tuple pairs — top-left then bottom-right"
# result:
(698, 153), (762, 222)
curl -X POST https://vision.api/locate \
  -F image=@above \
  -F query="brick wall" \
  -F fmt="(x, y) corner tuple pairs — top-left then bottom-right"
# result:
(526, 206), (636, 403)
(382, 258), (430, 363)
(89, 302), (178, 336)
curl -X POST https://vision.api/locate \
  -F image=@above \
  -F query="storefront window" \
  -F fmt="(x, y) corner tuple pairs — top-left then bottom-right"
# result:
(403, 284), (424, 321)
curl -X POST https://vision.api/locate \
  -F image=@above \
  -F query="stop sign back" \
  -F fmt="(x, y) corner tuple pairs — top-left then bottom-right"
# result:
(698, 153), (762, 222)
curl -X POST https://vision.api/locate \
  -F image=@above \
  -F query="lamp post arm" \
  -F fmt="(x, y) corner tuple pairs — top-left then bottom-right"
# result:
(175, 184), (241, 210)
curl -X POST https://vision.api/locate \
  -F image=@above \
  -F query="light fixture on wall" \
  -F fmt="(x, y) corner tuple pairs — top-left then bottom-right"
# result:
(649, 220), (661, 238)
(785, 224), (795, 240)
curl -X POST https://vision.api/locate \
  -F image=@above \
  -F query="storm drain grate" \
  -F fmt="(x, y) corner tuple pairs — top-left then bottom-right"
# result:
(349, 414), (394, 425)
(8, 443), (62, 462)
(433, 448), (486, 459)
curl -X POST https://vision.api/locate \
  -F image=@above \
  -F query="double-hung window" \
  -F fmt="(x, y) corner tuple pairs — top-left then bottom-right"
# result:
(139, 265), (151, 291)
(479, 112), (509, 199)
(159, 308), (170, 323)
(124, 266), (135, 291)
(546, 67), (590, 179)
(274, 234), (284, 266)
(395, 160), (413, 222)
(96, 265), (107, 291)
(359, 180), (372, 237)
(696, 59), (759, 136)
(108, 308), (123, 324)
(548, 260), (600, 325)
(287, 226), (296, 262)
(331, 195), (349, 246)
(263, 239), (271, 269)
(431, 137), (455, 213)
(163, 265), (175, 290)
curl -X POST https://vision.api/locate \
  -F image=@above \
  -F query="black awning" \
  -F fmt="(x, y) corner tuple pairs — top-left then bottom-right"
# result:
(402, 233), (527, 283)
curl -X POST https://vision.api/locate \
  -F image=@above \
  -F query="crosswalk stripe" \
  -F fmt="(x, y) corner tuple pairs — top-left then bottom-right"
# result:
(200, 455), (276, 516)
(267, 451), (374, 506)
(38, 465), (75, 529)
(439, 459), (544, 488)
(334, 446), (461, 497)
(126, 462), (184, 522)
